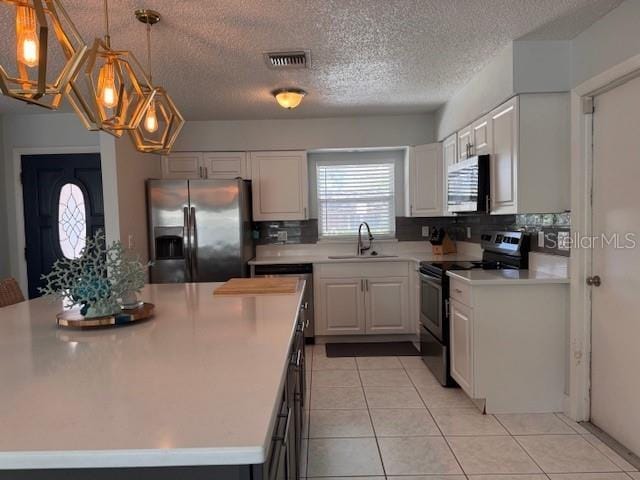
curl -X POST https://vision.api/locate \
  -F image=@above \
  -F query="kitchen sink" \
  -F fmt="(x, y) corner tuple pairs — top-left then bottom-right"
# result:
(327, 255), (399, 260)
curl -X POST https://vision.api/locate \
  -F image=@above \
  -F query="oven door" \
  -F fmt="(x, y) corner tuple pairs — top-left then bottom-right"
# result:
(419, 271), (444, 341)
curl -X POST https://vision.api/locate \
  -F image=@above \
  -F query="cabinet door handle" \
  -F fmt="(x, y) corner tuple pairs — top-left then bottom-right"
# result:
(365, 279), (369, 292)
(204, 166), (208, 178)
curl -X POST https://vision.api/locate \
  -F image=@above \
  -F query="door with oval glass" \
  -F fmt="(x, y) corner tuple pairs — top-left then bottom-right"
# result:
(21, 154), (104, 298)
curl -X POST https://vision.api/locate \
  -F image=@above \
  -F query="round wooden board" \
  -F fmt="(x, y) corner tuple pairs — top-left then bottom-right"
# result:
(56, 303), (155, 329)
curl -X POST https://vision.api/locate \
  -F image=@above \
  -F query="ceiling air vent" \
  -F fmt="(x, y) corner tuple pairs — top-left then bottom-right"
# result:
(264, 50), (310, 69)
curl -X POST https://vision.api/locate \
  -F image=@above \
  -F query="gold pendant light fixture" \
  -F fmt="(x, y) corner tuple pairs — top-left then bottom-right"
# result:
(130, 9), (184, 155)
(0, 0), (87, 109)
(65, 0), (154, 137)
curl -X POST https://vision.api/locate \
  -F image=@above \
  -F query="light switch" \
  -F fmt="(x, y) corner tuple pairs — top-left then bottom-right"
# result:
(277, 231), (288, 243)
(422, 226), (430, 237)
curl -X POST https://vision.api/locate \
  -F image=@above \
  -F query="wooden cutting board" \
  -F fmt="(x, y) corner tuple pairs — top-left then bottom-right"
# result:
(213, 277), (299, 296)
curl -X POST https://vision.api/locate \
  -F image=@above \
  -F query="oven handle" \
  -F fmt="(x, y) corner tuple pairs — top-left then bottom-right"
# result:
(419, 271), (442, 284)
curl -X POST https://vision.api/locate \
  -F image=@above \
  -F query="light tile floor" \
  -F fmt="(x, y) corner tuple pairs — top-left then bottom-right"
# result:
(302, 344), (639, 479)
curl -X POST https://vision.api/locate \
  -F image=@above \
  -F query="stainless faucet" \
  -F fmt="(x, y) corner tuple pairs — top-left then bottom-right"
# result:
(357, 222), (374, 256)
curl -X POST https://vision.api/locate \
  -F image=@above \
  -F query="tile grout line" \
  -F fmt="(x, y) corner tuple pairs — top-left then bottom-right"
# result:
(404, 359), (469, 479)
(496, 414), (553, 479)
(356, 354), (389, 479)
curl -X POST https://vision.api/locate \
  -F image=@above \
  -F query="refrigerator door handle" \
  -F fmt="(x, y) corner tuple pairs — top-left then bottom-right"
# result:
(184, 206), (192, 281)
(190, 206), (198, 278)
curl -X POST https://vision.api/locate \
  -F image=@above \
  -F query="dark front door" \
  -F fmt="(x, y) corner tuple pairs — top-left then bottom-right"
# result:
(21, 154), (104, 299)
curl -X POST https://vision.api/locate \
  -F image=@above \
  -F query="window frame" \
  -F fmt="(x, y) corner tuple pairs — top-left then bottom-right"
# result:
(315, 158), (397, 240)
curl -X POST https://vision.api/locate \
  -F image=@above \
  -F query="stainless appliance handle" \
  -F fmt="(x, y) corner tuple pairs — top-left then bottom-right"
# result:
(190, 206), (197, 278)
(419, 272), (442, 284)
(183, 206), (192, 281)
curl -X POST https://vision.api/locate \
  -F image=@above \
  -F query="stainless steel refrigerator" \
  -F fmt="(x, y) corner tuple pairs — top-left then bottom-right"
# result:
(147, 179), (255, 283)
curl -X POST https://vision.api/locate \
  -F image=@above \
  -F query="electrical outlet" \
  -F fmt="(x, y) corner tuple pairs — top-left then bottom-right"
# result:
(128, 234), (135, 249)
(422, 226), (430, 237)
(557, 231), (570, 251)
(466, 227), (472, 239)
(538, 231), (546, 248)
(277, 231), (288, 243)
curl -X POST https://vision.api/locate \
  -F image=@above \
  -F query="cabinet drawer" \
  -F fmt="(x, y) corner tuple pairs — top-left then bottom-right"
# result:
(316, 261), (409, 279)
(450, 278), (472, 306)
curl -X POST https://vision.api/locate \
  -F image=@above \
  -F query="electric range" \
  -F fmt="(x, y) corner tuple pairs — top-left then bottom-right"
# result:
(418, 231), (530, 386)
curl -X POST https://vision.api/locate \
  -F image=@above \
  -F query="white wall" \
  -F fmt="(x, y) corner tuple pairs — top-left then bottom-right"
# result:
(1, 113), (100, 285)
(570, 0), (640, 88)
(173, 114), (435, 151)
(435, 44), (514, 141)
(514, 41), (571, 93)
(113, 136), (162, 264)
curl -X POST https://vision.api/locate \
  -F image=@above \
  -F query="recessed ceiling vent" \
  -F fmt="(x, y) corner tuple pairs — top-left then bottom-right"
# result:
(264, 50), (310, 69)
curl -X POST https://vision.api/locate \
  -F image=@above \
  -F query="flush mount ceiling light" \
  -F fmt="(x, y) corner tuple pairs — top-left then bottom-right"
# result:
(272, 88), (306, 110)
(0, 0), (87, 109)
(65, 0), (153, 137)
(129, 9), (184, 154)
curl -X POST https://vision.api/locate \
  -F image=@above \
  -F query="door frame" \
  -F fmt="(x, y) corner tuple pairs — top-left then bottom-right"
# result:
(568, 53), (640, 421)
(12, 146), (101, 294)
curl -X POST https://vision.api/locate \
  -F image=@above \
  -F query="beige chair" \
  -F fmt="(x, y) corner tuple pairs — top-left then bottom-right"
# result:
(0, 278), (25, 307)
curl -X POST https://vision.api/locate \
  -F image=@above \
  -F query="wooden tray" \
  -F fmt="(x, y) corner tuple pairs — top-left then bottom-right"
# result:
(56, 303), (155, 329)
(214, 278), (299, 296)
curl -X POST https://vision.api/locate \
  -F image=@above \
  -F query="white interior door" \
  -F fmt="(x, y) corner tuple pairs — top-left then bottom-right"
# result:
(591, 74), (640, 455)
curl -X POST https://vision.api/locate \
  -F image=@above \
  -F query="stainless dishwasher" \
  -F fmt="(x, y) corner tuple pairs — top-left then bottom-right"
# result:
(251, 263), (314, 343)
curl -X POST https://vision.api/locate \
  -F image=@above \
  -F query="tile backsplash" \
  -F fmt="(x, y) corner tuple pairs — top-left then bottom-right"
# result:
(254, 212), (571, 256)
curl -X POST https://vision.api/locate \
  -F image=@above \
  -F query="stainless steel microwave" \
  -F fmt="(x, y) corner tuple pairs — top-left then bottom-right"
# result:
(446, 154), (490, 213)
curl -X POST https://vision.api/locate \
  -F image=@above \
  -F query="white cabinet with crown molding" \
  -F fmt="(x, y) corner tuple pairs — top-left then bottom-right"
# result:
(405, 143), (443, 217)
(250, 150), (309, 221)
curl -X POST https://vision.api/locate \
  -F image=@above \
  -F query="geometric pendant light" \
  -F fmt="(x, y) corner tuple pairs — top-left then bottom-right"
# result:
(0, 0), (88, 109)
(65, 0), (154, 137)
(129, 9), (185, 154)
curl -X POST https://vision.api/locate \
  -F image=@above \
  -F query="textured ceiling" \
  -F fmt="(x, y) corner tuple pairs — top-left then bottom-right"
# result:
(0, 0), (623, 120)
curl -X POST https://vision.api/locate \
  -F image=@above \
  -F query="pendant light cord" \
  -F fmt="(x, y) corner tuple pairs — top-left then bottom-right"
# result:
(146, 22), (152, 83)
(103, 0), (111, 47)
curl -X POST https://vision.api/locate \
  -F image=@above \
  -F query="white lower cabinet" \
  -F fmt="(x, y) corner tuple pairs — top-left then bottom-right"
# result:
(365, 277), (410, 334)
(315, 262), (412, 336)
(447, 274), (568, 413)
(449, 299), (474, 395)
(319, 278), (366, 335)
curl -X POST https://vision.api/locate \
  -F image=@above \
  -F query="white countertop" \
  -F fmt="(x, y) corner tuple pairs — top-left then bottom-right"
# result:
(447, 269), (570, 285)
(0, 282), (304, 470)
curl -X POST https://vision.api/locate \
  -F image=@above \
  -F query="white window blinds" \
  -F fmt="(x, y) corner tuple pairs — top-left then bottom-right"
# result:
(317, 162), (396, 238)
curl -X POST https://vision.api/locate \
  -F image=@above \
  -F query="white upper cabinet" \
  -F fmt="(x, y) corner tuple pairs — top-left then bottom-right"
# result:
(162, 152), (250, 180)
(405, 143), (443, 217)
(202, 152), (249, 180)
(442, 133), (457, 217)
(451, 93), (570, 215)
(161, 152), (203, 179)
(489, 98), (518, 214)
(457, 125), (473, 161)
(250, 150), (309, 221)
(486, 94), (569, 214)
(471, 115), (492, 156)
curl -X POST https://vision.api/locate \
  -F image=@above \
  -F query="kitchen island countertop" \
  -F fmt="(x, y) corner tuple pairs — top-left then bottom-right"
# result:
(0, 282), (304, 470)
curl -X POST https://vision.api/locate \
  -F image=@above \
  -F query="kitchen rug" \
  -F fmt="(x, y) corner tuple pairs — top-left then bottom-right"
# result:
(325, 341), (420, 357)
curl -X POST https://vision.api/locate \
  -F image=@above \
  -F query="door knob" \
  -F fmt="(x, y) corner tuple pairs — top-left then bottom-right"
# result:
(586, 275), (601, 287)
